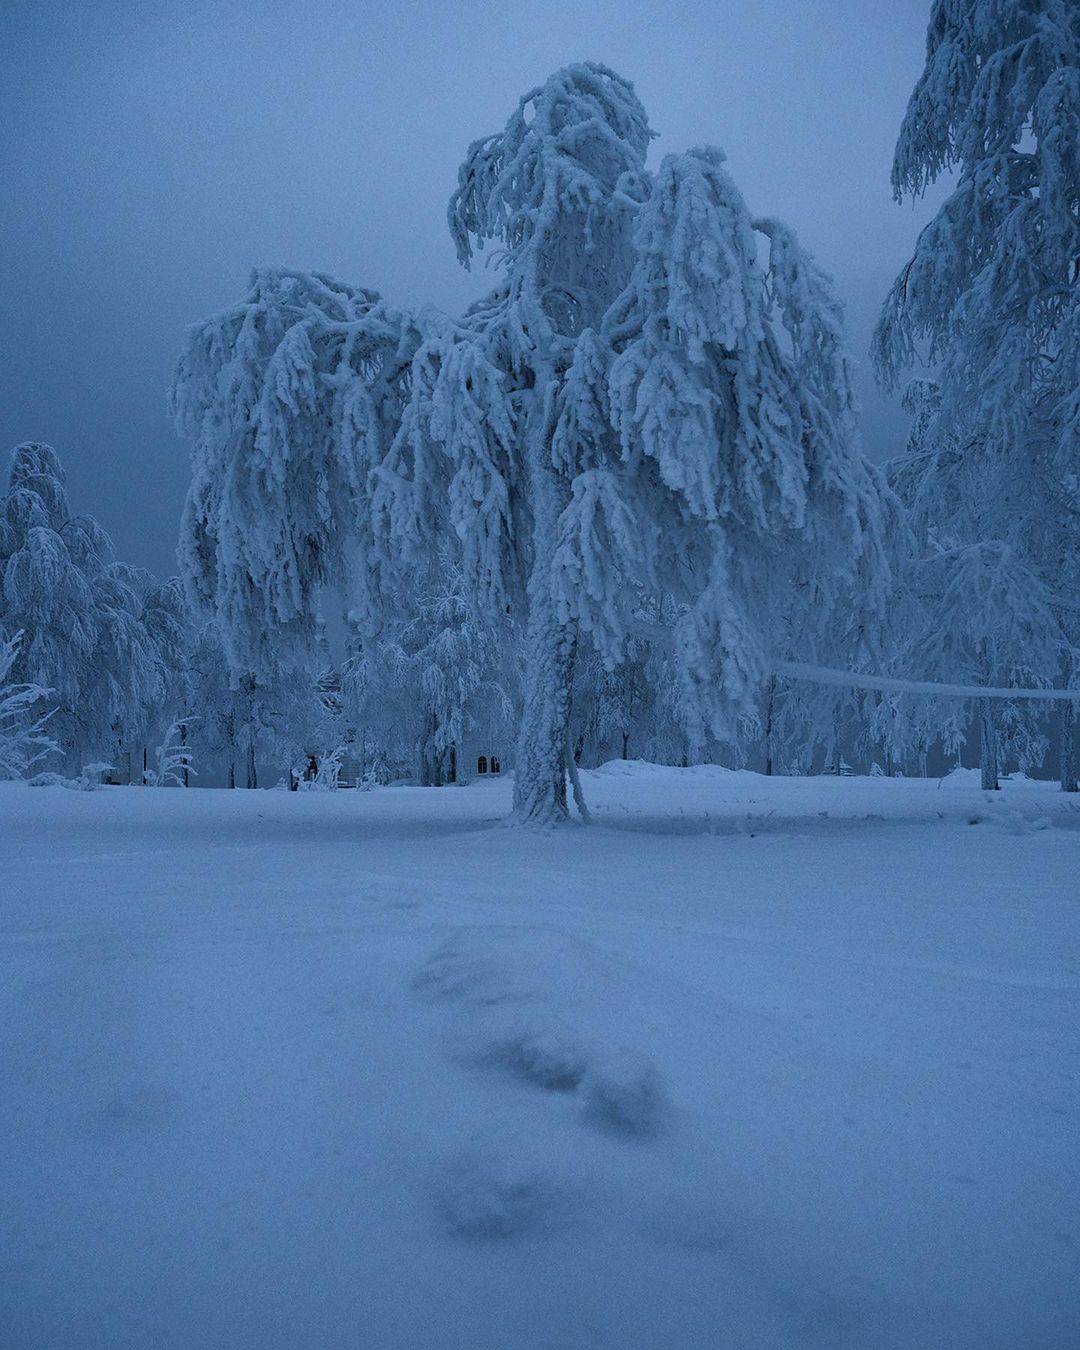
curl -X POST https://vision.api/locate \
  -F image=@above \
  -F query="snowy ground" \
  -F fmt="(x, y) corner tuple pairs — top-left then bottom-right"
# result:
(1, 765), (1078, 1349)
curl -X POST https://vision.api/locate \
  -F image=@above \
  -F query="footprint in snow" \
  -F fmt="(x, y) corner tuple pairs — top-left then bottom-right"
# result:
(580, 1048), (668, 1138)
(432, 1146), (575, 1241)
(456, 1017), (590, 1092)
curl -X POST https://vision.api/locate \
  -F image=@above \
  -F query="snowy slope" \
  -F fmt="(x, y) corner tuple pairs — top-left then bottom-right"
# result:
(1, 767), (1078, 1349)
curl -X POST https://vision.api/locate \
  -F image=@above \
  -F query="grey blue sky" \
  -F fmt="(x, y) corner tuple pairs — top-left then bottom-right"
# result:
(1, 0), (943, 581)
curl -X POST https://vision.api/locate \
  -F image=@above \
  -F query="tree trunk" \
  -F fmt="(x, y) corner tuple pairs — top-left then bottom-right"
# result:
(245, 734), (257, 790)
(1061, 700), (1079, 793)
(512, 426), (578, 825)
(979, 699), (999, 791)
(228, 760), (236, 790)
(180, 722), (189, 788)
(420, 713), (443, 786)
(621, 730), (630, 761)
(763, 679), (775, 776)
(513, 591), (576, 824)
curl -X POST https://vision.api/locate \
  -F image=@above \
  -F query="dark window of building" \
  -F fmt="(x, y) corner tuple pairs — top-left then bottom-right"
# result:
(490, 756), (501, 775)
(477, 755), (488, 775)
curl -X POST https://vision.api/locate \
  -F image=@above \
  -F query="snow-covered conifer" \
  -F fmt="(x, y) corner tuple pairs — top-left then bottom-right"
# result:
(876, 0), (1080, 787)
(1, 443), (166, 771)
(887, 542), (1063, 788)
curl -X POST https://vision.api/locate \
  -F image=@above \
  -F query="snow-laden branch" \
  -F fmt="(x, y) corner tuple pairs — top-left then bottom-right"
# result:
(777, 662), (1080, 703)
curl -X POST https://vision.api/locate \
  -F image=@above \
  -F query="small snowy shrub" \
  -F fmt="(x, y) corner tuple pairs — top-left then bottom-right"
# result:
(296, 744), (345, 791)
(29, 760), (113, 791)
(145, 721), (195, 787)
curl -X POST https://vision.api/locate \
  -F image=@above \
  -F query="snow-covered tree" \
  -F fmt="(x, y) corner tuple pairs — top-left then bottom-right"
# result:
(186, 623), (247, 788)
(370, 65), (654, 822)
(184, 619), (327, 789)
(555, 157), (890, 775)
(342, 559), (515, 785)
(0, 631), (57, 779)
(140, 578), (191, 734)
(390, 74), (887, 817)
(875, 0), (1080, 787)
(171, 270), (422, 677)
(0, 443), (165, 771)
(173, 65), (889, 821)
(574, 635), (673, 767)
(885, 542), (1062, 788)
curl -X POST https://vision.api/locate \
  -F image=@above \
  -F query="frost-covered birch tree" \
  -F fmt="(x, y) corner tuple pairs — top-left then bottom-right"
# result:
(372, 64), (654, 822)
(875, 0), (1080, 788)
(173, 64), (888, 822)
(383, 74), (887, 818)
(171, 269), (422, 675)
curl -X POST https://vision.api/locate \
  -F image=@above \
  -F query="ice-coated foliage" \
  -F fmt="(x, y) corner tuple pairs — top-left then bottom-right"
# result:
(374, 65), (656, 821)
(556, 152), (889, 756)
(882, 540), (1064, 786)
(185, 622), (250, 789)
(0, 443), (178, 772)
(139, 577), (192, 742)
(570, 616), (685, 769)
(170, 270), (423, 676)
(342, 559), (515, 785)
(878, 0), (1079, 412)
(874, 1), (1080, 783)
(173, 65), (889, 818)
(0, 631), (57, 779)
(184, 617), (332, 790)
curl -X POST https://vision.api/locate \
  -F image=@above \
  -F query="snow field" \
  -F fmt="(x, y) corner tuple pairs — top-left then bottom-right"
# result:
(1, 765), (1078, 1348)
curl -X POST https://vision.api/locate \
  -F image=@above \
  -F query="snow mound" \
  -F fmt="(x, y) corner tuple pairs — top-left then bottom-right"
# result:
(432, 1148), (570, 1241)
(644, 1194), (731, 1253)
(582, 1049), (667, 1137)
(587, 758), (667, 777)
(470, 1019), (589, 1092)
(587, 758), (739, 780)
(412, 937), (535, 1008)
(412, 926), (606, 1008)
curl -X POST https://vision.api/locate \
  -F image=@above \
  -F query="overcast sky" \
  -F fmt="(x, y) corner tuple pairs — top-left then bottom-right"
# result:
(1, 0), (943, 581)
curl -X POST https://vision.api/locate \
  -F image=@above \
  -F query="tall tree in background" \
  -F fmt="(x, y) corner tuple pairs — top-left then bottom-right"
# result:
(0, 443), (166, 773)
(555, 161), (890, 775)
(341, 559), (515, 786)
(875, 0), (1080, 788)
